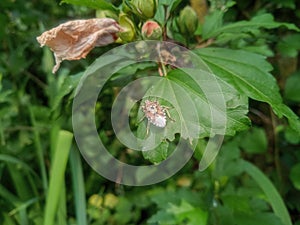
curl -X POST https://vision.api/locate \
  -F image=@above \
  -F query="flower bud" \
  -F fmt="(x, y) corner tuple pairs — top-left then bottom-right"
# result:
(129, 0), (156, 19)
(135, 41), (148, 54)
(118, 13), (136, 42)
(96, 9), (118, 20)
(177, 6), (198, 35)
(142, 20), (162, 40)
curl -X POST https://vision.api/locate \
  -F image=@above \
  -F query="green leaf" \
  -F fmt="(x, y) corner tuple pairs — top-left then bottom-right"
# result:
(195, 47), (300, 134)
(136, 77), (198, 143)
(272, 0), (296, 9)
(222, 195), (251, 212)
(60, 0), (118, 11)
(289, 163), (300, 190)
(49, 73), (82, 111)
(203, 13), (300, 40)
(168, 200), (208, 225)
(114, 197), (133, 224)
(142, 140), (169, 164)
(202, 10), (224, 39)
(136, 68), (250, 165)
(147, 210), (176, 224)
(136, 68), (250, 145)
(284, 72), (300, 102)
(239, 127), (267, 154)
(235, 212), (284, 225)
(154, 0), (182, 26)
(167, 69), (250, 136)
(110, 62), (157, 86)
(277, 34), (300, 57)
(284, 127), (300, 144)
(150, 188), (203, 210)
(214, 140), (243, 178)
(273, 104), (300, 135)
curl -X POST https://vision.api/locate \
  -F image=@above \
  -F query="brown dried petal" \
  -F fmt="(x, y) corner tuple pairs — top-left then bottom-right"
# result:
(37, 18), (121, 73)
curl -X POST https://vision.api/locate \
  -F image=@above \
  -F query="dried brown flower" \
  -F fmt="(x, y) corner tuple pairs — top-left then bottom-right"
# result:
(37, 18), (121, 73)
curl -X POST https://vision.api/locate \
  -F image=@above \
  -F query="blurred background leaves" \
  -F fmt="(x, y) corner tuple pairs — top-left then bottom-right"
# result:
(0, 0), (300, 225)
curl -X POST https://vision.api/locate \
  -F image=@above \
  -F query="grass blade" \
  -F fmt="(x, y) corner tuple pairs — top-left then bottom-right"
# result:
(70, 148), (87, 225)
(29, 106), (48, 192)
(242, 160), (292, 225)
(43, 130), (73, 225)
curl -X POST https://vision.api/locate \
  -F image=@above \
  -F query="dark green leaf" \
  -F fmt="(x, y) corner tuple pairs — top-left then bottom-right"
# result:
(235, 212), (284, 225)
(284, 127), (300, 144)
(203, 13), (300, 40)
(195, 47), (300, 134)
(239, 127), (267, 154)
(284, 72), (300, 102)
(222, 195), (251, 212)
(50, 73), (82, 111)
(214, 140), (243, 178)
(290, 163), (300, 190)
(277, 34), (300, 57)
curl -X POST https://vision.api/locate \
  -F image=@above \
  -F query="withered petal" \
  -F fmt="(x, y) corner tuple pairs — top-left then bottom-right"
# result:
(37, 18), (121, 73)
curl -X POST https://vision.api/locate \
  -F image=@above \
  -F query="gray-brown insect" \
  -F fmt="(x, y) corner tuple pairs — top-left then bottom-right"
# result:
(140, 99), (174, 134)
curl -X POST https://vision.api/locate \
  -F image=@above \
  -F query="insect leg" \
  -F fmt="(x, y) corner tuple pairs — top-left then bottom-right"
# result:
(164, 107), (175, 122)
(137, 114), (146, 125)
(146, 120), (150, 136)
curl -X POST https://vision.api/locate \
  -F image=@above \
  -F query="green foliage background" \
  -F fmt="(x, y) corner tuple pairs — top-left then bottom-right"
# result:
(0, 0), (300, 225)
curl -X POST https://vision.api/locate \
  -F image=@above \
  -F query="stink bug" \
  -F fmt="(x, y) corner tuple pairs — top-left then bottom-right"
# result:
(140, 99), (174, 135)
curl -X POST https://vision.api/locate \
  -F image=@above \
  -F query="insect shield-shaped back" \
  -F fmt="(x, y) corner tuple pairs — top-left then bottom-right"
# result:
(141, 100), (167, 128)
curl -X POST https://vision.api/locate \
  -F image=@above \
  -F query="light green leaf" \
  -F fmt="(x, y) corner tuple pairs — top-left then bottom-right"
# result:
(195, 47), (300, 134)
(147, 210), (176, 224)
